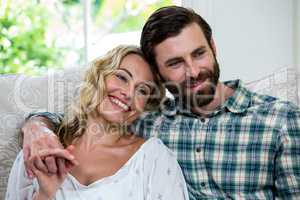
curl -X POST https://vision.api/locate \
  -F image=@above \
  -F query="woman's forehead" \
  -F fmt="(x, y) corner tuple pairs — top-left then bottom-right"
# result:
(119, 54), (154, 81)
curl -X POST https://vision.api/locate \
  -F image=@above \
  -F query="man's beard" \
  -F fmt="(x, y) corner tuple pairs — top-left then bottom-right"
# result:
(166, 58), (220, 111)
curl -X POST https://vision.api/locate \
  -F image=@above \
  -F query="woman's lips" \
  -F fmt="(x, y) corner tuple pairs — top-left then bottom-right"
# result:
(108, 95), (131, 111)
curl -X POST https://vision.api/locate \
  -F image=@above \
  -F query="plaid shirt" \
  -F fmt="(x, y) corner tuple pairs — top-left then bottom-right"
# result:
(33, 80), (300, 199)
(132, 80), (300, 199)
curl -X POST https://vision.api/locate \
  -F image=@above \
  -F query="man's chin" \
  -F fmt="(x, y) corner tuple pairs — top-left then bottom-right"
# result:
(183, 87), (216, 108)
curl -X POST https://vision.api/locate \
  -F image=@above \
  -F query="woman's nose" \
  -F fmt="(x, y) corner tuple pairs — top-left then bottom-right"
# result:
(120, 84), (134, 100)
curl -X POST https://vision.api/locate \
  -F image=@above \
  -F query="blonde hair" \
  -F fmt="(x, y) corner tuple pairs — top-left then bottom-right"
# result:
(57, 45), (164, 147)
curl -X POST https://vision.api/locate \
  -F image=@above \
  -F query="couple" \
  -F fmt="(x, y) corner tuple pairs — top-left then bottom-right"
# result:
(7, 45), (188, 199)
(8, 5), (300, 200)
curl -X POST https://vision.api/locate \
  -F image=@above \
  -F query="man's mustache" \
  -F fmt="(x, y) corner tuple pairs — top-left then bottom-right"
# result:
(182, 69), (213, 87)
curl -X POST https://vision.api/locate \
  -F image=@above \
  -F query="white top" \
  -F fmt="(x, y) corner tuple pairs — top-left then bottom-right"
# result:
(6, 138), (189, 200)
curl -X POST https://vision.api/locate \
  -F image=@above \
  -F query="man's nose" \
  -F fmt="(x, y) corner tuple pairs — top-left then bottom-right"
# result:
(185, 59), (199, 78)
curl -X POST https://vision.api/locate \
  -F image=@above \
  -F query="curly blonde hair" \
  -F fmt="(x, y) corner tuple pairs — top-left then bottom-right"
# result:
(57, 45), (164, 147)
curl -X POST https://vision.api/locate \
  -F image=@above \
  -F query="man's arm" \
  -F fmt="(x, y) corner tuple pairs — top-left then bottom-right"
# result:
(21, 112), (65, 178)
(275, 104), (300, 199)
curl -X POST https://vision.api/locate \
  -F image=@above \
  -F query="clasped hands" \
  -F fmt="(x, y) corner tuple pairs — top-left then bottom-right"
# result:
(22, 119), (78, 199)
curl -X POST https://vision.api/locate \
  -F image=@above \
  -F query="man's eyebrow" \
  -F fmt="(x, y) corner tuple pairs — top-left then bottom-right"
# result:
(191, 46), (206, 55)
(165, 57), (183, 65)
(165, 46), (207, 65)
(119, 68), (133, 78)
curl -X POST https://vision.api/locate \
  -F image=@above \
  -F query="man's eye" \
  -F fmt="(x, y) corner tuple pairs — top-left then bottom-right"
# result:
(194, 50), (204, 58)
(168, 61), (181, 68)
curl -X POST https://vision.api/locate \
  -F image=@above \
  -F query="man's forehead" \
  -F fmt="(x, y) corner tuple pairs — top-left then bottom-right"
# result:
(154, 23), (208, 58)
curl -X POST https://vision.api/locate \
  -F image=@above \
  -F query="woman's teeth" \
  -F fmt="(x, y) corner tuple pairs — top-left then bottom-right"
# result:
(111, 98), (129, 111)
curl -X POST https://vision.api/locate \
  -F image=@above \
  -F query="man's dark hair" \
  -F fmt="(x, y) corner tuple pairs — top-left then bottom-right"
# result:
(141, 6), (212, 73)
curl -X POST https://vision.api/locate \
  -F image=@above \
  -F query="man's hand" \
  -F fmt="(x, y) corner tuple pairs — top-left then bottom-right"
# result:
(21, 116), (67, 178)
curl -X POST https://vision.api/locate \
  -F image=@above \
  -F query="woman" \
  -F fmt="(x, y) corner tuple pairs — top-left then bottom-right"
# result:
(6, 45), (189, 200)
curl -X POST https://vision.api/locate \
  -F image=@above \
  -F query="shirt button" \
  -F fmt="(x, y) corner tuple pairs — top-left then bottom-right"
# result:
(200, 182), (206, 187)
(200, 118), (206, 123)
(196, 147), (201, 153)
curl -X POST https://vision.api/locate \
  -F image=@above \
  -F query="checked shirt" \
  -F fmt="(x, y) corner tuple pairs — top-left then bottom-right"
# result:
(133, 80), (300, 199)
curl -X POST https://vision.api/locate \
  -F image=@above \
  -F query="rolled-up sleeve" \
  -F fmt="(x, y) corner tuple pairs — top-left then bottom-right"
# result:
(275, 107), (300, 199)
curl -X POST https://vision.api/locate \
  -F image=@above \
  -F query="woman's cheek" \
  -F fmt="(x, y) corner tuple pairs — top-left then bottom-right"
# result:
(134, 98), (147, 112)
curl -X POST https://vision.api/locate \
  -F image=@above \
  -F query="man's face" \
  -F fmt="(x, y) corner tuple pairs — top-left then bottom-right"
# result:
(154, 22), (220, 109)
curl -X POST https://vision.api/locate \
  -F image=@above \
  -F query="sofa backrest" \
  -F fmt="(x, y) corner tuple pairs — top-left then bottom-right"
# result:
(0, 67), (83, 198)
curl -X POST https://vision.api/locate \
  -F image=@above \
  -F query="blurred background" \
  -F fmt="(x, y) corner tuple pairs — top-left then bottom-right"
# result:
(0, 0), (299, 82)
(0, 0), (181, 75)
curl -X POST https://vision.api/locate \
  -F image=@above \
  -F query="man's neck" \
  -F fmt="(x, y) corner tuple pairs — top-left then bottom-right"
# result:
(192, 82), (235, 116)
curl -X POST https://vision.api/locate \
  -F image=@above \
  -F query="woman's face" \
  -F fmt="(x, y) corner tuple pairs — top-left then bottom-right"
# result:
(98, 53), (155, 125)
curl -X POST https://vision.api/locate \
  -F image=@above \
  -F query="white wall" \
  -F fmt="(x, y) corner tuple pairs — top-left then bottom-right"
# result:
(295, 0), (300, 74)
(183, 0), (296, 82)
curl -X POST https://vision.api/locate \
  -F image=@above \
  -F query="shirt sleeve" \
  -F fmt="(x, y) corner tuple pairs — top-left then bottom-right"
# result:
(5, 151), (38, 200)
(26, 112), (64, 133)
(275, 104), (300, 199)
(144, 138), (189, 200)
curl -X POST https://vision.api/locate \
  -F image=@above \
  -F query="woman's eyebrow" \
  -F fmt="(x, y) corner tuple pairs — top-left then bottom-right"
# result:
(119, 67), (133, 78)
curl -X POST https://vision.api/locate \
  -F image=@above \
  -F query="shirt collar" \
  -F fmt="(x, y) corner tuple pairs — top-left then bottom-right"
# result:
(221, 79), (252, 114)
(160, 79), (252, 117)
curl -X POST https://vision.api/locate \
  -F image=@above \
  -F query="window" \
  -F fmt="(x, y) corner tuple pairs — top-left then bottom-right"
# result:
(0, 0), (181, 75)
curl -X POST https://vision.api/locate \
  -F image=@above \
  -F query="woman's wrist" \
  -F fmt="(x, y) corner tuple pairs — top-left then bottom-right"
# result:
(33, 190), (54, 200)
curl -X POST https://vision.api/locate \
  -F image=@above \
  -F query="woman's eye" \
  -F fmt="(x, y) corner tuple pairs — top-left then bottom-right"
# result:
(136, 86), (150, 96)
(115, 73), (128, 83)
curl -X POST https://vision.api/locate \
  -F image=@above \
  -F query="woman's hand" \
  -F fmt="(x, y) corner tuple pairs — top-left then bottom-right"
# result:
(31, 146), (78, 199)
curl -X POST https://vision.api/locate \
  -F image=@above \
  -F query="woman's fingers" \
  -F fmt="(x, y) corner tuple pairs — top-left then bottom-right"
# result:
(45, 156), (58, 174)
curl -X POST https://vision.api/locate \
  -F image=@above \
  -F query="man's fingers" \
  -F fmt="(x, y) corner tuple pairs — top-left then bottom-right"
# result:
(39, 149), (75, 162)
(57, 158), (66, 176)
(23, 146), (35, 179)
(44, 156), (58, 174)
(33, 156), (49, 174)
(66, 145), (75, 152)
(23, 145), (30, 161)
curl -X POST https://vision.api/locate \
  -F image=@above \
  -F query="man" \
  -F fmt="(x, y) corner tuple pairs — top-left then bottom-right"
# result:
(22, 6), (300, 199)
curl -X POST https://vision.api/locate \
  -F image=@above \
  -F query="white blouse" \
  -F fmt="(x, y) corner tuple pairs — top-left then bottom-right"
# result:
(6, 138), (189, 200)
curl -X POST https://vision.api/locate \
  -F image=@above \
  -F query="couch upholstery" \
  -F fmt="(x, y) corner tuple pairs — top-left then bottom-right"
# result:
(0, 66), (298, 198)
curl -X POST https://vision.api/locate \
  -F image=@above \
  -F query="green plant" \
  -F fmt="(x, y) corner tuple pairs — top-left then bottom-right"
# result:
(0, 0), (64, 75)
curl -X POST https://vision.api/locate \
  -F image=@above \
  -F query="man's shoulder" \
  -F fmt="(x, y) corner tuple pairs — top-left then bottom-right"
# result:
(248, 89), (300, 115)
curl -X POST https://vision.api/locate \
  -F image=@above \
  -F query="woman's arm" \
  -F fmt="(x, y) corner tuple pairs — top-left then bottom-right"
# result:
(6, 147), (78, 200)
(6, 151), (38, 200)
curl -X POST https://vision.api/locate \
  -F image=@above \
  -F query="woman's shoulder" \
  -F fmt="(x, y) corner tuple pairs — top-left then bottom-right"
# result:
(140, 137), (175, 159)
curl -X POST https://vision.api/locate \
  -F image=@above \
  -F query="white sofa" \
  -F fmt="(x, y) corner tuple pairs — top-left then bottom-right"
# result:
(0, 66), (298, 198)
